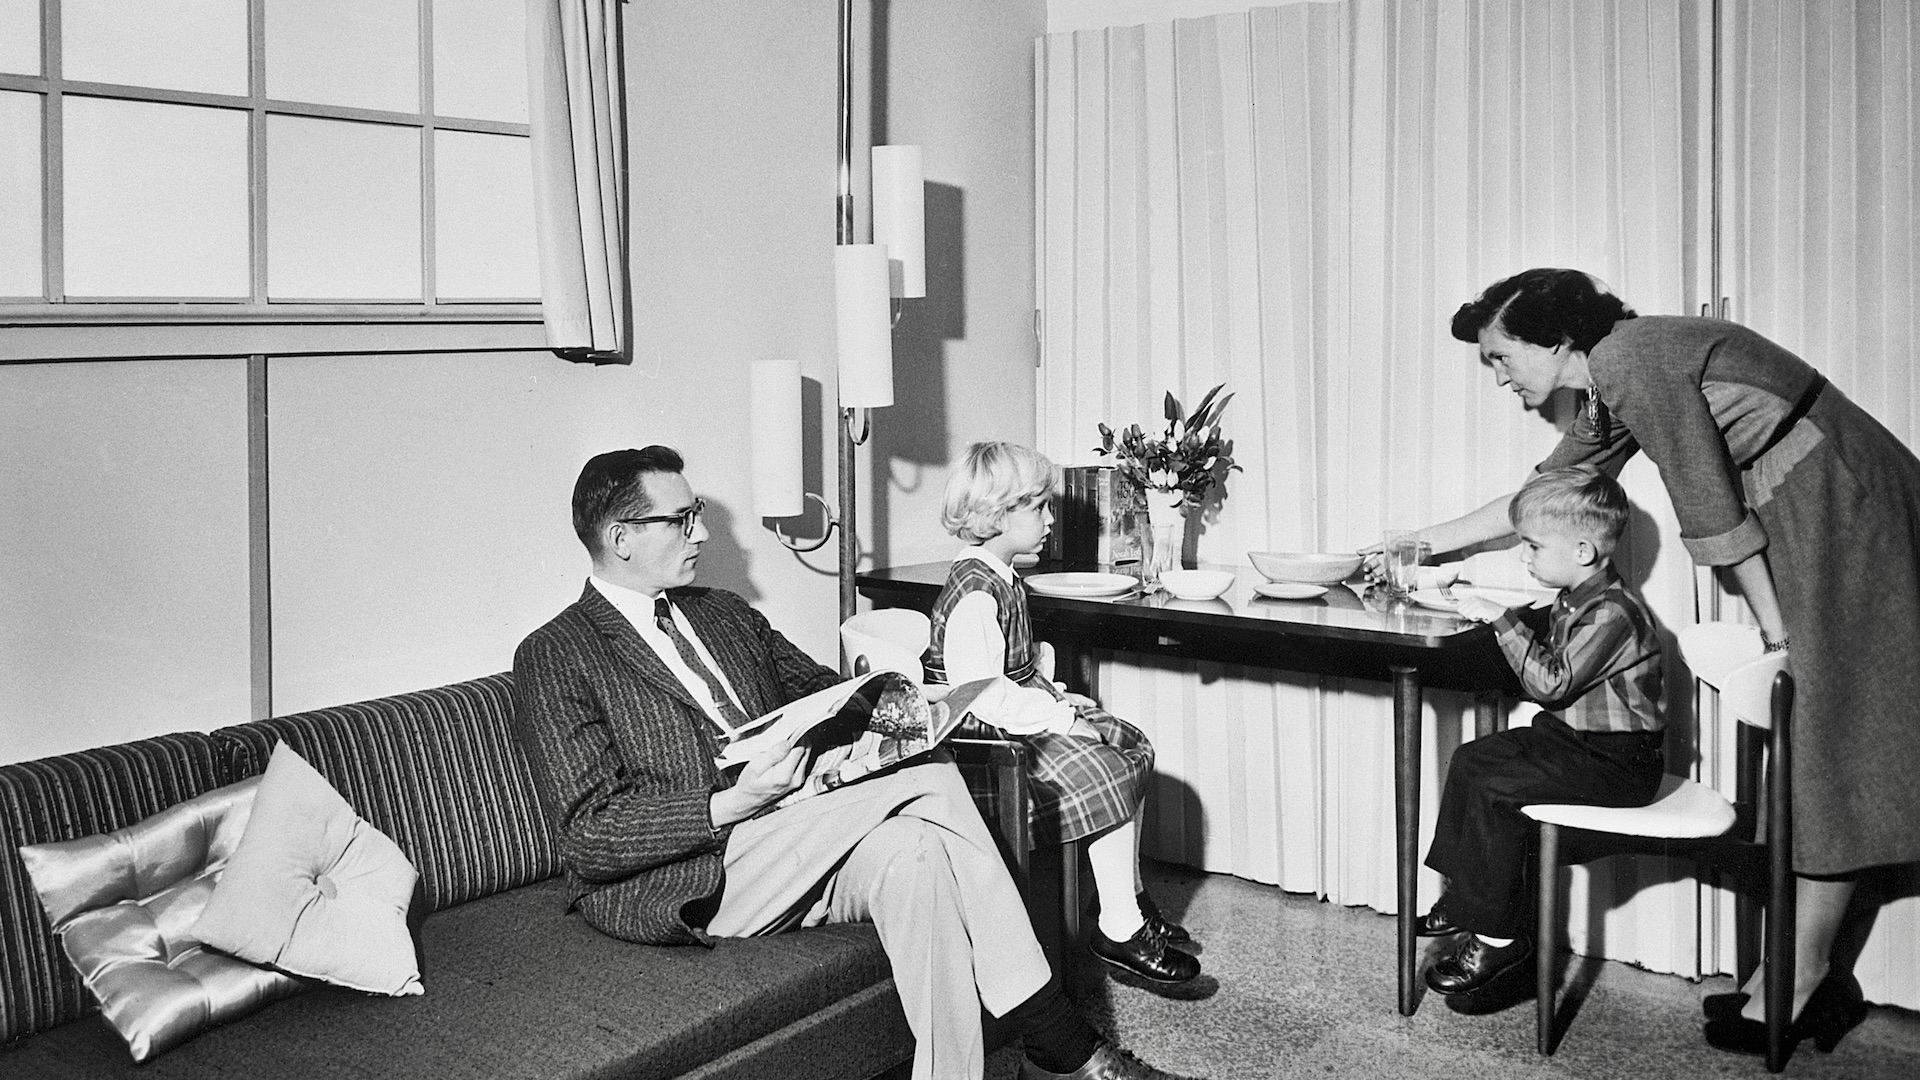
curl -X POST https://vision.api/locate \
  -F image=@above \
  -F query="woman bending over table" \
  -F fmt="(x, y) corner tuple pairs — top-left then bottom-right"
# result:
(1404, 268), (1920, 1056)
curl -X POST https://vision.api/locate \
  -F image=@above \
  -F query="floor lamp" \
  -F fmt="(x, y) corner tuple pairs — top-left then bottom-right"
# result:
(758, 0), (925, 642)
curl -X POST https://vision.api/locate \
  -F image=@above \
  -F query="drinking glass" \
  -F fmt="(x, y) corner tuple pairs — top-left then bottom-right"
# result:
(1382, 530), (1422, 596)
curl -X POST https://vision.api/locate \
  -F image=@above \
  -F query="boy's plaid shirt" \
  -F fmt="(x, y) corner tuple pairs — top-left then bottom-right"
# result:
(1487, 565), (1665, 734)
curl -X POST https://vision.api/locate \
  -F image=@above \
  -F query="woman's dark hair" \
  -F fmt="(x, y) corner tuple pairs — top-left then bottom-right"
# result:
(1450, 268), (1636, 354)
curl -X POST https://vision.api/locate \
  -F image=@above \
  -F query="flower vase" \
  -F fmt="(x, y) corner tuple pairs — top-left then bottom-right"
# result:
(1143, 492), (1187, 587)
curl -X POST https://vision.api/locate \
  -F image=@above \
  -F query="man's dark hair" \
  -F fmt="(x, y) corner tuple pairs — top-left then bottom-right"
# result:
(572, 446), (685, 555)
(1450, 268), (1636, 355)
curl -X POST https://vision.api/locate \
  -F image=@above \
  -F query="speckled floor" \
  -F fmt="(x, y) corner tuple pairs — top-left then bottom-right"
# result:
(975, 862), (1920, 1080)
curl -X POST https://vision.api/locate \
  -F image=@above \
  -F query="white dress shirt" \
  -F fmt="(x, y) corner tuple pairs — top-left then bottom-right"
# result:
(590, 576), (754, 737)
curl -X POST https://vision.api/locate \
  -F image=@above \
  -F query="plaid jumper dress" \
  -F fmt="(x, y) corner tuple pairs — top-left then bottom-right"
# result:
(922, 558), (1153, 844)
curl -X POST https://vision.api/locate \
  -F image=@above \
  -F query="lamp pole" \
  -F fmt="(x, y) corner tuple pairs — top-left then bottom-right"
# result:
(835, 0), (859, 630)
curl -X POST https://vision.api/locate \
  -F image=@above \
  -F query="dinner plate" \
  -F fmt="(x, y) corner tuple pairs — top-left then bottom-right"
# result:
(1024, 572), (1140, 598)
(1455, 584), (1554, 609)
(1253, 581), (1328, 600)
(1408, 588), (1466, 614)
(1409, 584), (1553, 614)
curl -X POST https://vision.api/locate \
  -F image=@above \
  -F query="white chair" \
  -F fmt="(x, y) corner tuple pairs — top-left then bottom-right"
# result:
(839, 608), (1095, 978)
(1521, 623), (1794, 1069)
(838, 608), (932, 682)
(837, 607), (1035, 872)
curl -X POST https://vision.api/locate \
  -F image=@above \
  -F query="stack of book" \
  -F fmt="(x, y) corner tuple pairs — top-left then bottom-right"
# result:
(1048, 465), (1144, 567)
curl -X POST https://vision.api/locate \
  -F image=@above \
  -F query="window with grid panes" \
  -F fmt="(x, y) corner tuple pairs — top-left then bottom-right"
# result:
(0, 0), (539, 324)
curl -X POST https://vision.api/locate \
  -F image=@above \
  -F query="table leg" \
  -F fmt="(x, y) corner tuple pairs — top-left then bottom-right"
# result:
(1391, 664), (1423, 1016)
(1473, 692), (1503, 739)
(1052, 640), (1099, 700)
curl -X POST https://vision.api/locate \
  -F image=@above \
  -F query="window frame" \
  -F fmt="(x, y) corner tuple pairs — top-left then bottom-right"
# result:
(0, 0), (546, 360)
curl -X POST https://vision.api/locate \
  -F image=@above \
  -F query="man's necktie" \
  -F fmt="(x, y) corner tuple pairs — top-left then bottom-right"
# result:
(654, 597), (753, 732)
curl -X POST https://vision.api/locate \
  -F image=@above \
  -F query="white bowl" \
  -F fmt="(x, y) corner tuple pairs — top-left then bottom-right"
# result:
(1159, 569), (1235, 600)
(1248, 551), (1363, 585)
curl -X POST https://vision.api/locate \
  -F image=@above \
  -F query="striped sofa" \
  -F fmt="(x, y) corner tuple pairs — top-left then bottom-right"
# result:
(0, 674), (915, 1080)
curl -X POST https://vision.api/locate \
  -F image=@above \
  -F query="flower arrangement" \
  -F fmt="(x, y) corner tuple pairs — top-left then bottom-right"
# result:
(1094, 384), (1240, 509)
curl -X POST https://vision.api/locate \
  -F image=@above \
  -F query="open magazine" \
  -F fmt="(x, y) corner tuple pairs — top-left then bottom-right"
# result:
(715, 671), (1001, 809)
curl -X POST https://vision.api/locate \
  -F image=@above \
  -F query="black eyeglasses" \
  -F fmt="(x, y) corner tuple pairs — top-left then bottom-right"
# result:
(617, 497), (706, 539)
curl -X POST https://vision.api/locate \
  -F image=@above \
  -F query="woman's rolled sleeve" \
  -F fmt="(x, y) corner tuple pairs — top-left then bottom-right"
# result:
(1680, 508), (1769, 566)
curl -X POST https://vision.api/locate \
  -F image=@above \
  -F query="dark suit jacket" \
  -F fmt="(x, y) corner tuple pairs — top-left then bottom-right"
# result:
(511, 582), (842, 944)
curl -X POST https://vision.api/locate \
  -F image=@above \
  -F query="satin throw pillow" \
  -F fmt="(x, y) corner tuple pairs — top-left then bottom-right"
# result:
(16, 777), (310, 1061)
(193, 742), (423, 997)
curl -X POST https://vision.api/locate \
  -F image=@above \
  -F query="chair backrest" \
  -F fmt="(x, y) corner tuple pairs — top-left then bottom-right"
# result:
(1677, 622), (1790, 730)
(840, 609), (932, 682)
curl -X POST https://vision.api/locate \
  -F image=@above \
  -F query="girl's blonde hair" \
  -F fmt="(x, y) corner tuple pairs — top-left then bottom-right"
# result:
(941, 442), (1060, 543)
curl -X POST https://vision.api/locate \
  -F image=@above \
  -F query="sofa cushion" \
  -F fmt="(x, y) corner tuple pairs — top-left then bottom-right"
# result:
(17, 778), (310, 1062)
(211, 673), (558, 914)
(1, 733), (228, 1045)
(194, 744), (422, 997)
(0, 879), (910, 1080)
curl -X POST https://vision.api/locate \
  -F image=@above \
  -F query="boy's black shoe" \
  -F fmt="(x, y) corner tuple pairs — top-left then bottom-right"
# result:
(1424, 934), (1531, 995)
(1415, 907), (1463, 937)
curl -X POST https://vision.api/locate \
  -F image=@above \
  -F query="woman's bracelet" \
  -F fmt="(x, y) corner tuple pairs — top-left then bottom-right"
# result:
(1761, 631), (1790, 653)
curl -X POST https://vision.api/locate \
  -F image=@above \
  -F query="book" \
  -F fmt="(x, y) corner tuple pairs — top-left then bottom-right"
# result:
(715, 672), (1001, 808)
(1060, 465), (1144, 566)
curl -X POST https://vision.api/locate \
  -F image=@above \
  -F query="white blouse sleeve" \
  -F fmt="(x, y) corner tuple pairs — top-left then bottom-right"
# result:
(943, 591), (1076, 736)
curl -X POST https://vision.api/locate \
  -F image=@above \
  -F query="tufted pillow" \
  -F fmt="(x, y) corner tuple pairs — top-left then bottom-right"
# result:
(193, 742), (423, 997)
(16, 776), (309, 1062)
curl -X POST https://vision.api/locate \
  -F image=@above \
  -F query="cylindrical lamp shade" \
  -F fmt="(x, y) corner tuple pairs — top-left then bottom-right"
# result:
(834, 244), (894, 408)
(871, 145), (925, 299)
(748, 359), (803, 519)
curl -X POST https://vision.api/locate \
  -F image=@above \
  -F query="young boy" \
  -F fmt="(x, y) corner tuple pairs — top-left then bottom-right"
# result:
(1421, 466), (1667, 995)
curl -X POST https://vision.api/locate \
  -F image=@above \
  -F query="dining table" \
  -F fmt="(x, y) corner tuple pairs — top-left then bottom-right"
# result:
(854, 559), (1529, 1016)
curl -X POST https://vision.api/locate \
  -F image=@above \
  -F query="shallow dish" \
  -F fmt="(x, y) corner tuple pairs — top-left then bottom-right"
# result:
(1455, 584), (1553, 609)
(1408, 588), (1466, 614)
(1248, 551), (1364, 585)
(1025, 571), (1139, 598)
(1253, 581), (1329, 601)
(1158, 569), (1235, 600)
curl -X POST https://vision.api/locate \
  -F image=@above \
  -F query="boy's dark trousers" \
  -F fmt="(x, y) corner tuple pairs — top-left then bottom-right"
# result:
(1423, 711), (1666, 938)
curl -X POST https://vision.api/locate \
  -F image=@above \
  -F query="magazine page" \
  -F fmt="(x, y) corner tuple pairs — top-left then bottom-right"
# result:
(714, 674), (1001, 808)
(714, 670), (914, 770)
(772, 675), (999, 808)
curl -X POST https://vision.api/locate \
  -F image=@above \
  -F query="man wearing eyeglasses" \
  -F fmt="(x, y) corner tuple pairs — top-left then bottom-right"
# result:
(511, 447), (1191, 1080)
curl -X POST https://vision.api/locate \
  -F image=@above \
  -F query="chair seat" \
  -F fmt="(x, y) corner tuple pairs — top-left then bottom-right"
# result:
(1520, 773), (1736, 838)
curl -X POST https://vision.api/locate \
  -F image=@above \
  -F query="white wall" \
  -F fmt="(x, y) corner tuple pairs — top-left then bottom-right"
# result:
(0, 0), (1048, 762)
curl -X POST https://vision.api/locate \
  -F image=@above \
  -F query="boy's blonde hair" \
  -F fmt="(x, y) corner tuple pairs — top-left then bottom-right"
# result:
(942, 442), (1060, 543)
(1509, 466), (1630, 556)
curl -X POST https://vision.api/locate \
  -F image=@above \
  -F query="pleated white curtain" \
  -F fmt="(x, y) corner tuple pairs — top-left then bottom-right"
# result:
(1036, 0), (1724, 983)
(1713, 0), (1920, 1011)
(526, 0), (630, 364)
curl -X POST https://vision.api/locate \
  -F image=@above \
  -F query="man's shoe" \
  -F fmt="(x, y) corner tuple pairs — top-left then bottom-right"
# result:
(1090, 924), (1201, 984)
(1424, 934), (1532, 995)
(1415, 907), (1462, 937)
(1137, 890), (1192, 944)
(1021, 1041), (1203, 1080)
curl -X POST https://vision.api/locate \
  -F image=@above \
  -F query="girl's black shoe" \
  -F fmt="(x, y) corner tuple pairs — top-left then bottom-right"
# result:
(1703, 974), (1867, 1056)
(1091, 924), (1201, 984)
(1136, 890), (1192, 944)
